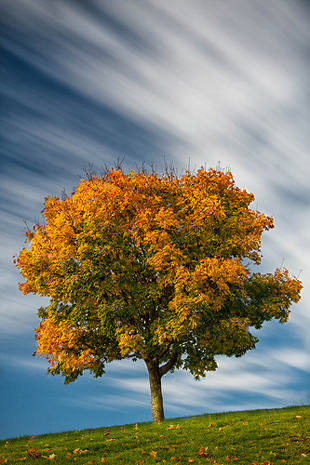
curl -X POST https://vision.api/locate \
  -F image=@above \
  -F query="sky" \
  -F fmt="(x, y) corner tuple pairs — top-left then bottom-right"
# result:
(0, 0), (309, 440)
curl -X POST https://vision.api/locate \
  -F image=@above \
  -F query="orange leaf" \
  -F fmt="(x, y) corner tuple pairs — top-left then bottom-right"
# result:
(27, 447), (40, 459)
(150, 450), (158, 458)
(197, 446), (209, 457)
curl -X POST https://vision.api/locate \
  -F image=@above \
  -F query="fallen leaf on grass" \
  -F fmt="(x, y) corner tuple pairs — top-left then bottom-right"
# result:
(0, 460), (8, 464)
(225, 456), (239, 461)
(197, 446), (209, 457)
(100, 459), (106, 463)
(167, 425), (174, 430)
(188, 460), (195, 464)
(13, 459), (26, 462)
(87, 461), (95, 464)
(296, 415), (302, 419)
(150, 450), (158, 458)
(72, 448), (89, 454)
(170, 456), (182, 461)
(27, 447), (40, 459)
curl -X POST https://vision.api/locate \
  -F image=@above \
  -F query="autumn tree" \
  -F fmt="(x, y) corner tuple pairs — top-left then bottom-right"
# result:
(15, 166), (302, 422)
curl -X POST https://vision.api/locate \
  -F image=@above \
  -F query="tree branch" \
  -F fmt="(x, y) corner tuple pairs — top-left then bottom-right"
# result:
(159, 348), (179, 377)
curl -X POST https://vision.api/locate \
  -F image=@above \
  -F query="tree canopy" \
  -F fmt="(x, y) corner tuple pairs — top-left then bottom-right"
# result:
(15, 166), (302, 422)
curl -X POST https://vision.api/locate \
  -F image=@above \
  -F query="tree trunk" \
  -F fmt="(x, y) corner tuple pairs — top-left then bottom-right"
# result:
(145, 359), (165, 422)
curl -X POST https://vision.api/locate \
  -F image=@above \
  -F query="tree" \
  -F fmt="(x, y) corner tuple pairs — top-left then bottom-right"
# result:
(15, 166), (302, 422)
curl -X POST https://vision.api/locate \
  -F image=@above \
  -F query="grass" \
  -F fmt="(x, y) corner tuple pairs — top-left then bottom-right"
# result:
(0, 405), (309, 464)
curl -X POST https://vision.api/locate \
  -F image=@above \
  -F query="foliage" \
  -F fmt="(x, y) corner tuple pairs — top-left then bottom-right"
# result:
(15, 166), (302, 419)
(1, 406), (309, 464)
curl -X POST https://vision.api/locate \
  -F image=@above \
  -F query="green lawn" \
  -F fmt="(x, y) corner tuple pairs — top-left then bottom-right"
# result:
(1, 405), (309, 464)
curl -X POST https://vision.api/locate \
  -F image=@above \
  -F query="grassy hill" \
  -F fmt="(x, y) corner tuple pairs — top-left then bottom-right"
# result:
(0, 405), (309, 464)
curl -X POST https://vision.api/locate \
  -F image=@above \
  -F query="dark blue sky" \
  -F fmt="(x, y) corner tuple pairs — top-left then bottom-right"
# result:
(1, 0), (309, 440)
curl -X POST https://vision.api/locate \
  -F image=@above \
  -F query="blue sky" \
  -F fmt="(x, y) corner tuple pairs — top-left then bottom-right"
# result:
(1, 0), (309, 440)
